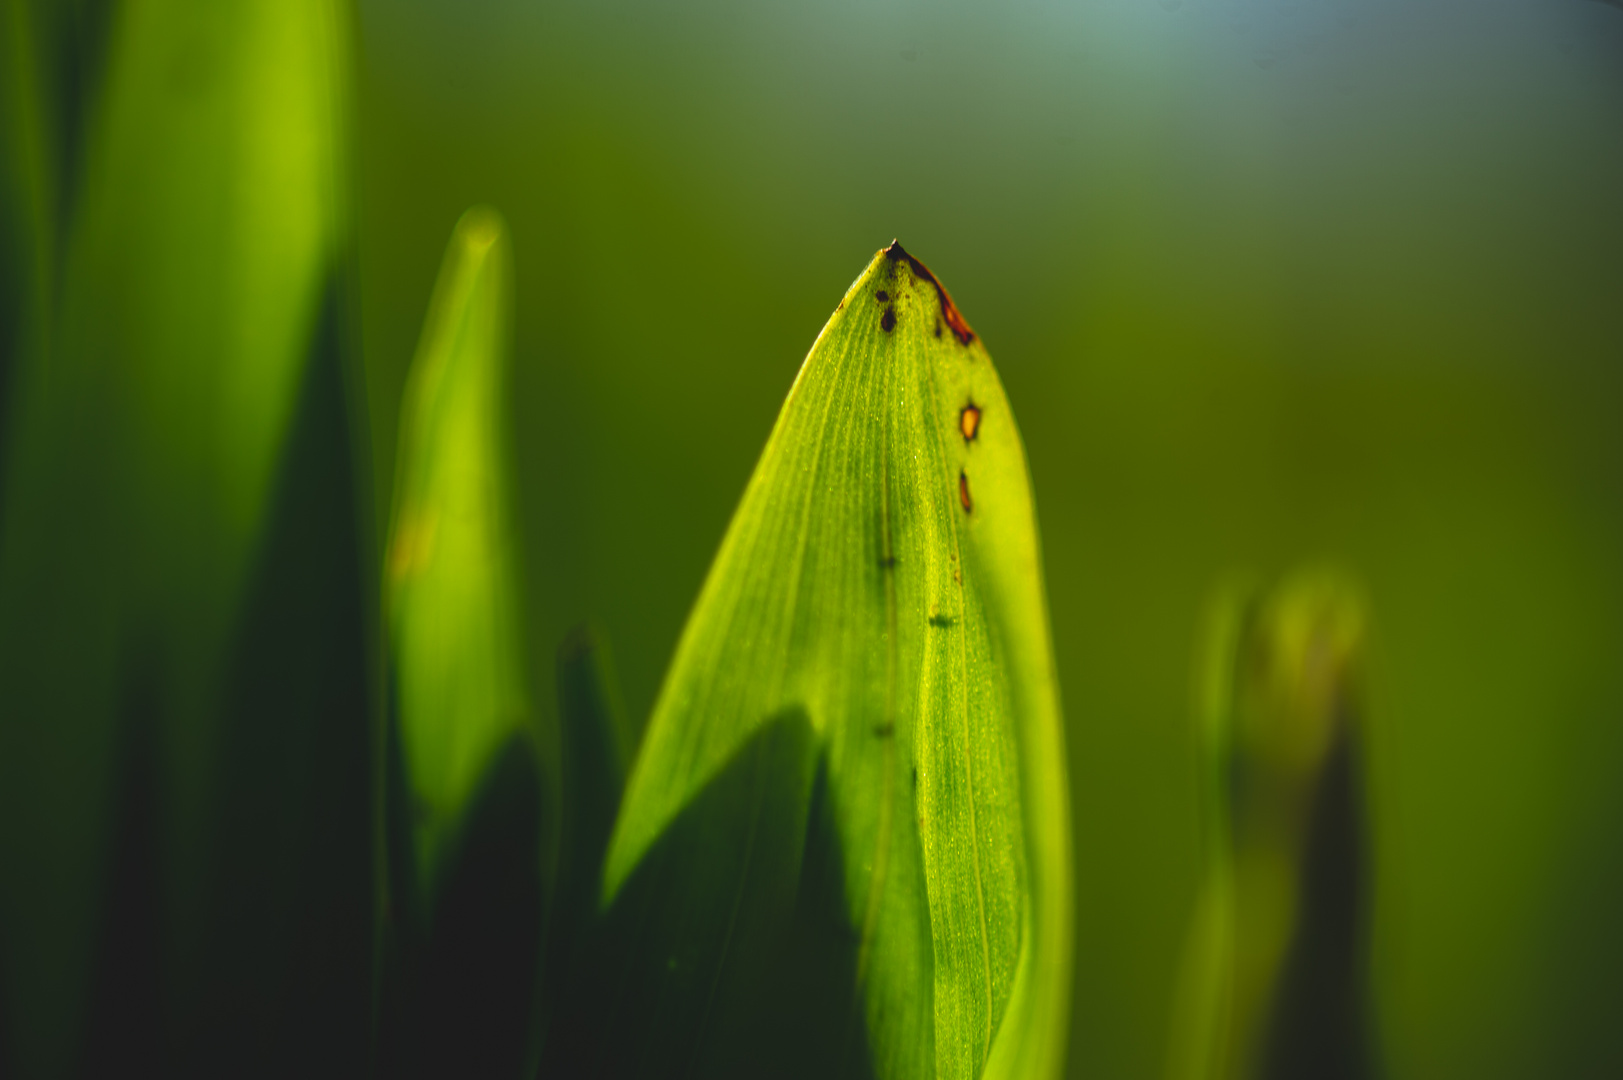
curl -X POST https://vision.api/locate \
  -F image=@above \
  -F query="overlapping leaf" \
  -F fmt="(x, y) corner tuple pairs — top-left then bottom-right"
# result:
(0, 2), (360, 1074)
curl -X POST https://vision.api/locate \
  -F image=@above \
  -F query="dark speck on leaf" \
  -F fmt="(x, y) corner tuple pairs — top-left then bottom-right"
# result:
(911, 767), (918, 787)
(928, 611), (957, 628)
(873, 722), (895, 739)
(958, 471), (973, 513)
(881, 239), (975, 345)
(879, 554), (896, 570)
(876, 290), (889, 302)
(881, 307), (896, 332)
(935, 319), (943, 339)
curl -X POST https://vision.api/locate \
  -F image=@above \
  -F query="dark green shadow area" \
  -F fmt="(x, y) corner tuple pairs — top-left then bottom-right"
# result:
(542, 624), (630, 1040)
(67, 270), (373, 1079)
(555, 624), (632, 905)
(186, 272), (373, 1078)
(1258, 709), (1379, 1080)
(0, 938), (10, 1080)
(379, 729), (546, 1080)
(697, 742), (877, 1080)
(539, 706), (874, 1080)
(78, 653), (165, 1077)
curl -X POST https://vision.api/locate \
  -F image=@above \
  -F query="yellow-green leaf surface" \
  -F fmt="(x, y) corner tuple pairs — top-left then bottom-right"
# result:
(603, 242), (1073, 1080)
(385, 206), (532, 898)
(0, 2), (354, 1074)
(1166, 570), (1374, 1080)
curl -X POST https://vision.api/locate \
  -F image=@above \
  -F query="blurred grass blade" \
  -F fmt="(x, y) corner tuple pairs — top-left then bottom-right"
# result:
(538, 624), (633, 1056)
(0, 2), (362, 1075)
(553, 623), (632, 927)
(599, 242), (1073, 1079)
(1167, 569), (1379, 1080)
(385, 205), (530, 895)
(0, 0), (53, 487)
(380, 206), (550, 1078)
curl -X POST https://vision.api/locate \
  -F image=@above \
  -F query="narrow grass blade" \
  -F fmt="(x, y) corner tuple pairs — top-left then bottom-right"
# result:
(1167, 569), (1378, 1080)
(385, 205), (532, 897)
(554, 623), (633, 929)
(379, 206), (550, 1078)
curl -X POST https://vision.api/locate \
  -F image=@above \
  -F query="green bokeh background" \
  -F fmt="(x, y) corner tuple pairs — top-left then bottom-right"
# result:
(354, 1), (1623, 1077)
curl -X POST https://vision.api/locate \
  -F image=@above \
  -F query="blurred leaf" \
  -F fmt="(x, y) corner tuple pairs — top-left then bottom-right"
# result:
(544, 706), (821, 1078)
(0, 1), (363, 1075)
(598, 242), (1073, 1079)
(1166, 570), (1379, 1080)
(379, 206), (549, 1078)
(385, 205), (533, 895)
(0, 0), (53, 504)
(550, 622), (632, 938)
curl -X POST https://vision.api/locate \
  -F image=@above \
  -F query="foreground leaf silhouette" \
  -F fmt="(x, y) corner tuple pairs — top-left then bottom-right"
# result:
(591, 242), (1072, 1079)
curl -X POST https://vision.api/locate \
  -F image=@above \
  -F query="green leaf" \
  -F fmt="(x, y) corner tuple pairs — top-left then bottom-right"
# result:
(543, 707), (822, 1078)
(1166, 569), (1377, 1080)
(379, 206), (550, 1079)
(553, 623), (633, 932)
(0, 2), (361, 1074)
(601, 242), (1073, 1080)
(385, 205), (533, 898)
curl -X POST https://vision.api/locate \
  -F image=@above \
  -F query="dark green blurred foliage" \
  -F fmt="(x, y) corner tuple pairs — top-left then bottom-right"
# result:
(0, 0), (115, 503)
(543, 624), (632, 1018)
(377, 208), (552, 1080)
(378, 730), (545, 1080)
(0, 1), (372, 1076)
(541, 707), (826, 1079)
(1168, 571), (1379, 1080)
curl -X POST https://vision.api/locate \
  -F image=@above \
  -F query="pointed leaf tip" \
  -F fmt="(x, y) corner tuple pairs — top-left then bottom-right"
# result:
(877, 240), (975, 345)
(386, 206), (526, 895)
(606, 246), (1071, 1079)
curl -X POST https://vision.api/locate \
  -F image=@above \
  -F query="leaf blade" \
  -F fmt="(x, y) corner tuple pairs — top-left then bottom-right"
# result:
(385, 206), (530, 896)
(604, 242), (1072, 1079)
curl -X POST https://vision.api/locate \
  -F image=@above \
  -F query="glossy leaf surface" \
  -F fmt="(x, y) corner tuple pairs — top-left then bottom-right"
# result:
(603, 243), (1072, 1080)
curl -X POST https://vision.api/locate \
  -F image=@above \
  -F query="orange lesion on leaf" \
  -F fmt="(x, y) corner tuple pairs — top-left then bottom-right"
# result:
(960, 403), (981, 442)
(388, 511), (438, 578)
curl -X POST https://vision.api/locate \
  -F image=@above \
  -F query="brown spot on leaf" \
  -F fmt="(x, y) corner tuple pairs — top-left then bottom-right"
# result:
(960, 403), (981, 442)
(881, 307), (896, 332)
(958, 470), (973, 513)
(876, 290), (889, 302)
(882, 239), (976, 345)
